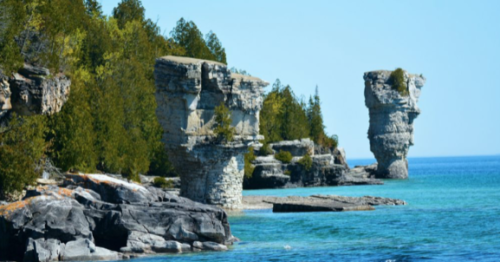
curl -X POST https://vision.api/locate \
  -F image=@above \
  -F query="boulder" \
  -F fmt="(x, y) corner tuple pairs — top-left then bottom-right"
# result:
(154, 56), (268, 209)
(364, 70), (425, 178)
(244, 156), (290, 189)
(270, 138), (314, 157)
(0, 174), (236, 261)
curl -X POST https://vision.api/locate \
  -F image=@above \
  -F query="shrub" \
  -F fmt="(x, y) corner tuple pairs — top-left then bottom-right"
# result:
(389, 68), (408, 96)
(274, 150), (292, 163)
(284, 170), (291, 176)
(259, 142), (273, 156)
(153, 177), (173, 189)
(213, 102), (235, 143)
(244, 146), (256, 179)
(298, 153), (313, 171)
(0, 114), (47, 199)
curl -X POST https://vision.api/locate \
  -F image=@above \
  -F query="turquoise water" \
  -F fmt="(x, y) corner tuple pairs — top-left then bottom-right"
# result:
(133, 156), (500, 261)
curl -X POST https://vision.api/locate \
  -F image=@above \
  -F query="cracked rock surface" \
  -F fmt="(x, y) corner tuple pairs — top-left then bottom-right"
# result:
(0, 173), (235, 261)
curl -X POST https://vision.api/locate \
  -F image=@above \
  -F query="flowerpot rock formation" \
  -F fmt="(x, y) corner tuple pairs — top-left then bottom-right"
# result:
(154, 56), (268, 209)
(364, 70), (425, 179)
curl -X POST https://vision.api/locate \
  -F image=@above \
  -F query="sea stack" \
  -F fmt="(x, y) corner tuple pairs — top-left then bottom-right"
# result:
(364, 70), (425, 179)
(154, 56), (267, 209)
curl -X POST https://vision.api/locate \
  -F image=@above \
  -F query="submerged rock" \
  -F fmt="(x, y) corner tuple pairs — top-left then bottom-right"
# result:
(364, 70), (425, 179)
(0, 173), (235, 261)
(249, 195), (406, 213)
(154, 56), (268, 209)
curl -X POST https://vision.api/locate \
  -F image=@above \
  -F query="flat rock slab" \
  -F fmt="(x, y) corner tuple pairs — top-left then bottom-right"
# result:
(243, 195), (406, 213)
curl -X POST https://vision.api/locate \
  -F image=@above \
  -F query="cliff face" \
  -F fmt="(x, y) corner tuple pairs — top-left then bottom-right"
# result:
(364, 70), (425, 179)
(0, 64), (70, 124)
(154, 56), (267, 209)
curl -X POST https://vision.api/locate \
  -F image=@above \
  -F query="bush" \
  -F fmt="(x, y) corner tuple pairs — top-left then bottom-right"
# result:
(284, 170), (291, 176)
(389, 68), (408, 96)
(274, 150), (292, 163)
(244, 146), (256, 179)
(298, 153), (313, 171)
(0, 114), (47, 199)
(153, 177), (173, 189)
(259, 142), (273, 156)
(213, 102), (235, 143)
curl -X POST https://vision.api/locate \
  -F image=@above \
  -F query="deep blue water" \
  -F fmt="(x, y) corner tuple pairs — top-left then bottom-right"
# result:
(131, 156), (500, 261)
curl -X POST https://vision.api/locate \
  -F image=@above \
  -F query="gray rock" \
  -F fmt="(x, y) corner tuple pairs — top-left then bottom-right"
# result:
(364, 70), (425, 178)
(8, 63), (70, 116)
(270, 138), (314, 157)
(244, 156), (290, 189)
(0, 175), (236, 261)
(260, 195), (405, 213)
(154, 56), (268, 209)
(24, 238), (64, 262)
(61, 239), (120, 261)
(192, 241), (227, 251)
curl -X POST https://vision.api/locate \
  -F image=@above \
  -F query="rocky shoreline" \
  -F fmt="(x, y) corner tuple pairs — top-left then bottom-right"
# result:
(0, 174), (235, 261)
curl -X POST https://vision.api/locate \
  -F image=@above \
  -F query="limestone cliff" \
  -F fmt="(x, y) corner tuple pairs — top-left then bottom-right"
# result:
(0, 64), (70, 124)
(364, 70), (425, 179)
(154, 56), (268, 209)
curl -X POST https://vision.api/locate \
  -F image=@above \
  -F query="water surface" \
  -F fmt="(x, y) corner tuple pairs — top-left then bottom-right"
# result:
(132, 156), (500, 261)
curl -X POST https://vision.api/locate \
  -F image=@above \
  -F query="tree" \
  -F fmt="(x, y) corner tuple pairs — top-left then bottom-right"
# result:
(244, 146), (256, 179)
(112, 0), (145, 29)
(308, 86), (324, 144)
(205, 31), (227, 64)
(0, 114), (47, 199)
(213, 102), (235, 143)
(171, 18), (226, 63)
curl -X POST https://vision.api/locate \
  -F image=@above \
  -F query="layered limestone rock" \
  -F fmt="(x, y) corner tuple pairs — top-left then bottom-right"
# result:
(154, 56), (268, 209)
(364, 70), (425, 179)
(0, 64), (70, 125)
(0, 173), (235, 261)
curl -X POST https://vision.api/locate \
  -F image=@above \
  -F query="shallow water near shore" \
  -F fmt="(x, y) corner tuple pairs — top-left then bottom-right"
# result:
(129, 155), (500, 261)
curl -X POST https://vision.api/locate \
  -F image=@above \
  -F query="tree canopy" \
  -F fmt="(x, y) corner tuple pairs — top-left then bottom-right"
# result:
(0, 0), (226, 193)
(259, 80), (338, 149)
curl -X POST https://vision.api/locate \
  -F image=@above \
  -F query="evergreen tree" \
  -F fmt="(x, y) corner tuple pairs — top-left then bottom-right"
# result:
(214, 102), (235, 143)
(308, 86), (325, 144)
(205, 31), (227, 64)
(0, 114), (47, 198)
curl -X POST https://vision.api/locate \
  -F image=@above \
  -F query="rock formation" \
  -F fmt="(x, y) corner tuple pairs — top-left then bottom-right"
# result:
(244, 139), (382, 189)
(0, 64), (70, 125)
(0, 173), (235, 261)
(154, 56), (268, 209)
(364, 70), (425, 179)
(242, 195), (406, 213)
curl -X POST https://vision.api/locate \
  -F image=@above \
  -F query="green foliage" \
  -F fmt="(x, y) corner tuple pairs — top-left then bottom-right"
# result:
(0, 114), (47, 197)
(1, 0), (228, 183)
(284, 170), (291, 176)
(260, 81), (339, 150)
(274, 150), (292, 164)
(153, 176), (173, 189)
(389, 68), (408, 96)
(298, 153), (313, 171)
(259, 142), (274, 156)
(171, 18), (227, 64)
(244, 146), (256, 179)
(259, 80), (309, 144)
(214, 102), (235, 143)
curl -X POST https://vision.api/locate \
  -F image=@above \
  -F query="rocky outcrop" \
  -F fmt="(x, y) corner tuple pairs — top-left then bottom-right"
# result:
(364, 70), (425, 179)
(243, 156), (290, 189)
(243, 195), (406, 213)
(0, 173), (235, 261)
(0, 64), (70, 124)
(154, 56), (268, 209)
(244, 142), (382, 189)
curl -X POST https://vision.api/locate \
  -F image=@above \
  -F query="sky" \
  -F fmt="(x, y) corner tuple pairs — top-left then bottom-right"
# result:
(101, 0), (500, 159)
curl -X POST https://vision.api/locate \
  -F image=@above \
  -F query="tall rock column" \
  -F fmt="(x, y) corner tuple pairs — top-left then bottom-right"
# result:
(364, 70), (425, 179)
(154, 56), (267, 209)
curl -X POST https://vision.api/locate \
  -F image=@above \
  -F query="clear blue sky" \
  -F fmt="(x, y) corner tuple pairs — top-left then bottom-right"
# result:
(102, 0), (500, 159)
